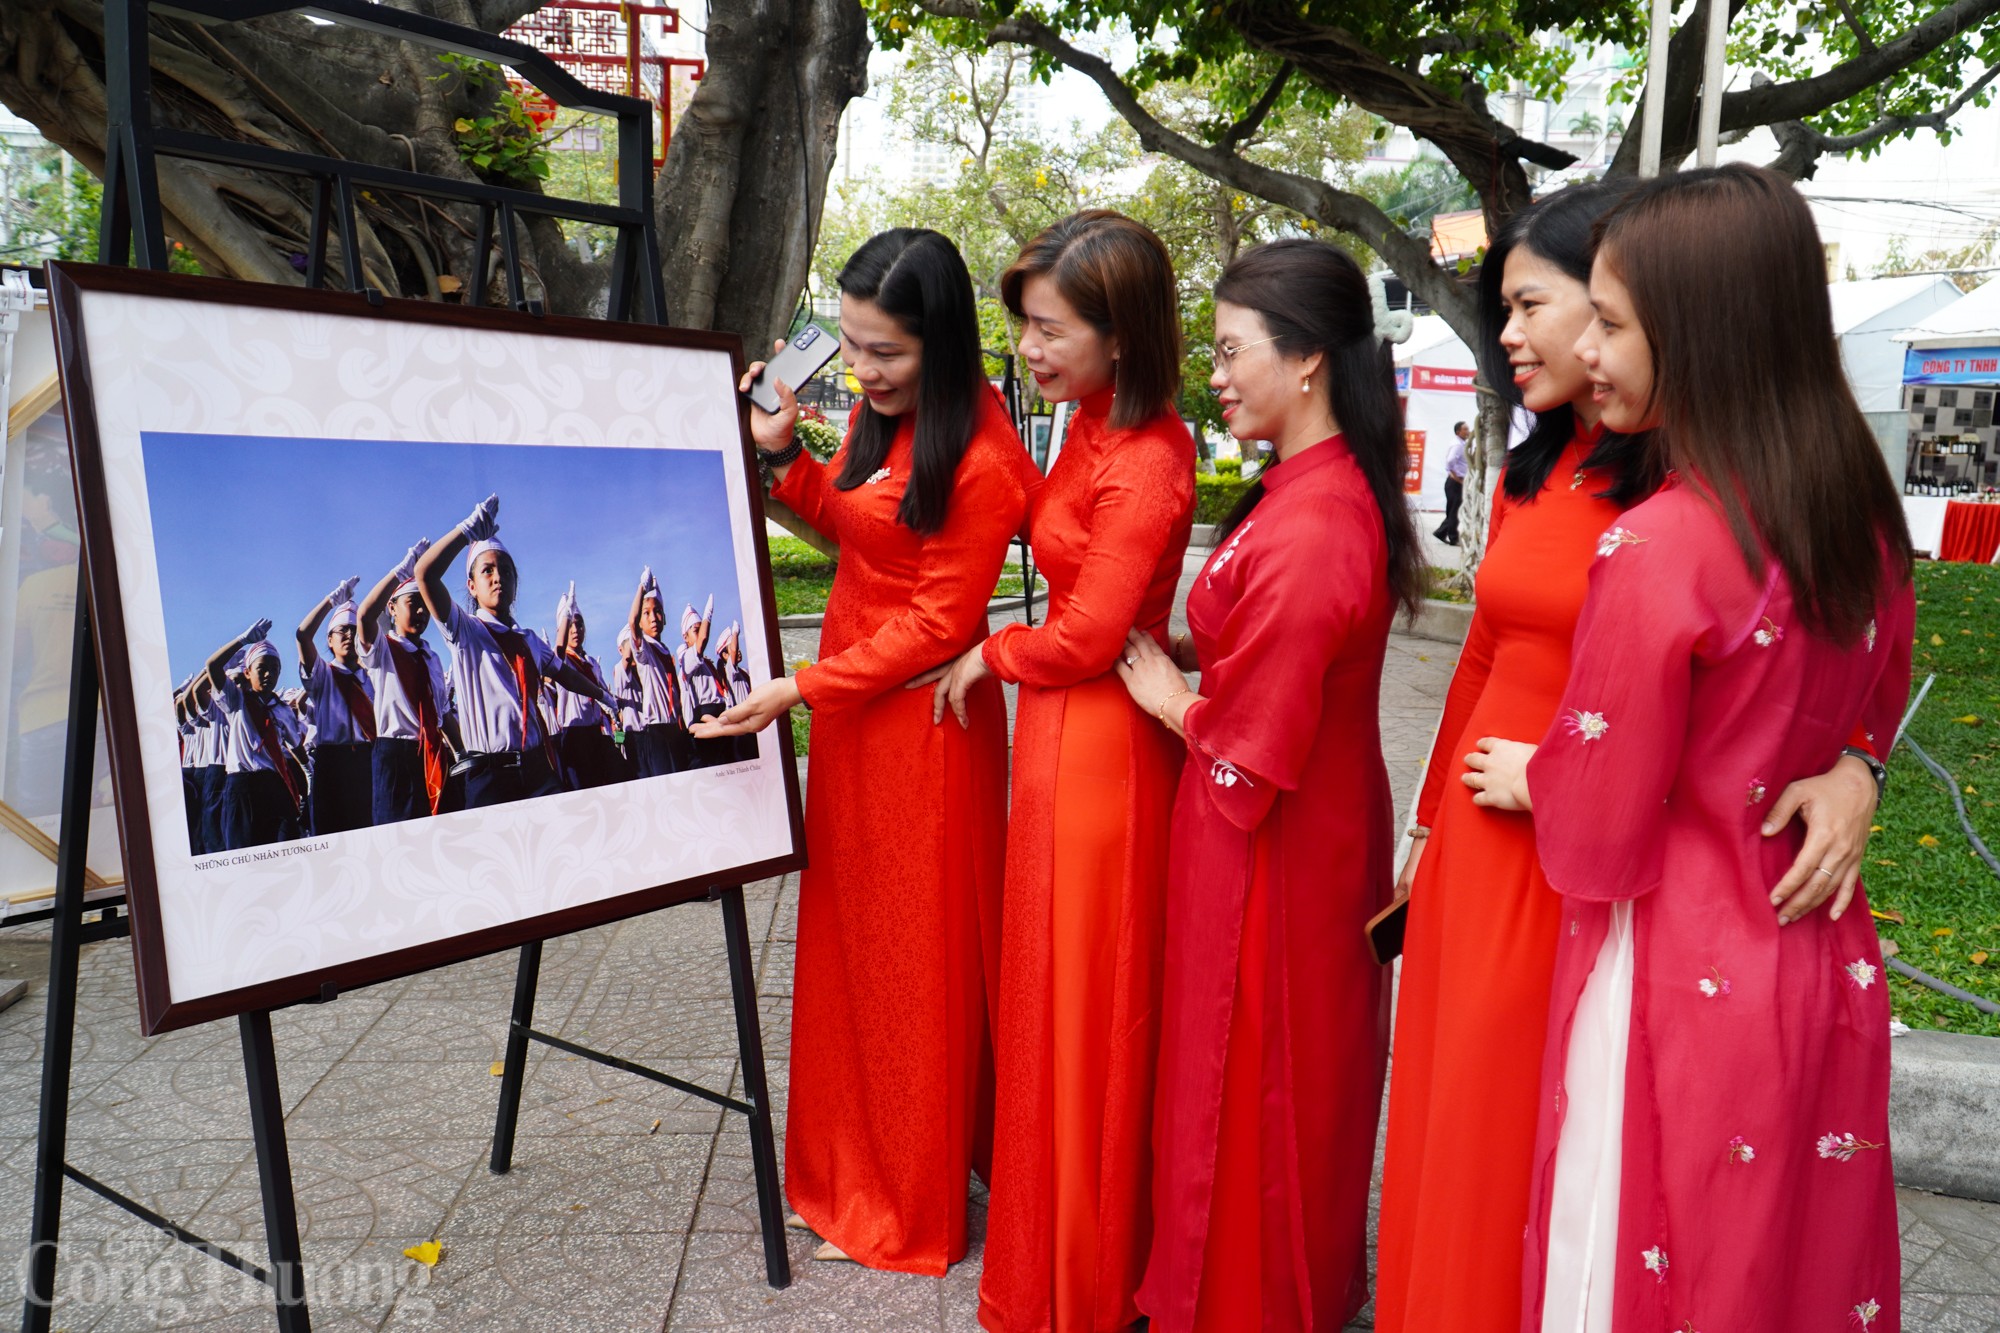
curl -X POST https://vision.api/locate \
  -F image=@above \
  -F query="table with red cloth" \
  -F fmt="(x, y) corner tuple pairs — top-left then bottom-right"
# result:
(1938, 500), (2000, 563)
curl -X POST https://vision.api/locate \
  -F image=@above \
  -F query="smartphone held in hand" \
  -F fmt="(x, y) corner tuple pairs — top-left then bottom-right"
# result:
(746, 324), (840, 414)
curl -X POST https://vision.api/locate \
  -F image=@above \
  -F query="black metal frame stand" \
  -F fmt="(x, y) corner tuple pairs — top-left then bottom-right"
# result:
(486, 884), (791, 1288)
(20, 596), (316, 1333)
(20, 1), (792, 1326)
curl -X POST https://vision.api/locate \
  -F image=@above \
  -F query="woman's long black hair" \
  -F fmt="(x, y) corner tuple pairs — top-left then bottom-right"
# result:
(834, 228), (988, 535)
(1476, 179), (1661, 505)
(1212, 238), (1427, 618)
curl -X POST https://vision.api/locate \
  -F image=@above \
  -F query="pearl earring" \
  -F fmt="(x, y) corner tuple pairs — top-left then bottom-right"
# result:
(1301, 378), (1311, 394)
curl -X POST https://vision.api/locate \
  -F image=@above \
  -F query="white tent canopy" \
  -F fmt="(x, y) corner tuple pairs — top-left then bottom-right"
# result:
(1900, 276), (2000, 350)
(1827, 275), (1962, 413)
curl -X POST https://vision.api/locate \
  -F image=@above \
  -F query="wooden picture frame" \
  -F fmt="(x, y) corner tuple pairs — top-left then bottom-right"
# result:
(49, 262), (806, 1034)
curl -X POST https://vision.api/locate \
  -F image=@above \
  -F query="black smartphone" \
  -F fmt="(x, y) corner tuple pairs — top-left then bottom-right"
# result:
(1366, 895), (1408, 966)
(747, 324), (840, 413)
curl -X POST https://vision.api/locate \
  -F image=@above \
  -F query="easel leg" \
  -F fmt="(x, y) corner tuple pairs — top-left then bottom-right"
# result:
(239, 1010), (310, 1333)
(719, 886), (791, 1290)
(21, 575), (98, 1333)
(488, 941), (541, 1174)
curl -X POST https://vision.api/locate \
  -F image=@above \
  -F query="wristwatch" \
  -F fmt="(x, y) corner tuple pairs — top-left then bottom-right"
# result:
(1841, 745), (1888, 802)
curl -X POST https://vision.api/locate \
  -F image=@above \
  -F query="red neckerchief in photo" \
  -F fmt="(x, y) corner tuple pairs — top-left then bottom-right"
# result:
(489, 621), (561, 771)
(565, 649), (603, 694)
(241, 688), (303, 808)
(331, 663), (378, 741)
(387, 637), (446, 814)
(644, 636), (682, 726)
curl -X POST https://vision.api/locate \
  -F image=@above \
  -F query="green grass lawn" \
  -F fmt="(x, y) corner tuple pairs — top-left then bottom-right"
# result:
(1871, 559), (2000, 1036)
(768, 536), (1038, 757)
(767, 536), (1038, 616)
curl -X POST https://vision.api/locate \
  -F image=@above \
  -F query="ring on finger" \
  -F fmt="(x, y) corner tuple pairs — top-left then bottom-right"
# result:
(1815, 866), (1835, 879)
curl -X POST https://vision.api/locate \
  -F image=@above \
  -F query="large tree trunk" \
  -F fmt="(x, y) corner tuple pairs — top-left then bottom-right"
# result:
(654, 0), (867, 557)
(656, 0), (868, 348)
(0, 0), (866, 343)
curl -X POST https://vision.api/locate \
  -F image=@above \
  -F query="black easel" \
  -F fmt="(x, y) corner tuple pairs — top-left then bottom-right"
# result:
(22, 4), (788, 1329)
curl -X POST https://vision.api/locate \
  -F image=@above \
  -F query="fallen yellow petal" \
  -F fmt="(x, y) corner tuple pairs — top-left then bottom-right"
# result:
(490, 1061), (504, 1077)
(1972, 951), (1990, 966)
(403, 1240), (442, 1267)
(1869, 824), (1884, 833)
(1953, 715), (1981, 725)
(1930, 633), (1946, 646)
(1918, 834), (1941, 848)
(1934, 927), (1955, 937)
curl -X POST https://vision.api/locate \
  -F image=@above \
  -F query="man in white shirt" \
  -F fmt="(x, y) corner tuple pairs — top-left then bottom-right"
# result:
(296, 578), (378, 836)
(357, 538), (455, 823)
(625, 567), (694, 777)
(1434, 419), (1470, 546)
(414, 494), (622, 808)
(203, 622), (306, 850)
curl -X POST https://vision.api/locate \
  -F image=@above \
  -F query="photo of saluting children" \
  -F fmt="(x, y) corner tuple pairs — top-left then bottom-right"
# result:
(141, 432), (759, 853)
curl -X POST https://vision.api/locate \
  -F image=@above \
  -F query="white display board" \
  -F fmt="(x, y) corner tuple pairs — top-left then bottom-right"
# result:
(52, 265), (803, 1032)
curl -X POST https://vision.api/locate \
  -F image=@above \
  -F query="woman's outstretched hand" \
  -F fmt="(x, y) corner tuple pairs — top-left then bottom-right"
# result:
(692, 676), (803, 737)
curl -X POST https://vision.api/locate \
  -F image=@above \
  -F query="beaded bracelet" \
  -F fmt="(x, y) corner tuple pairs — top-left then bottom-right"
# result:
(757, 436), (805, 469)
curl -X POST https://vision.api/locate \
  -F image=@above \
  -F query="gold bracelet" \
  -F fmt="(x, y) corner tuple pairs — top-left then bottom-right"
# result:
(1155, 687), (1193, 724)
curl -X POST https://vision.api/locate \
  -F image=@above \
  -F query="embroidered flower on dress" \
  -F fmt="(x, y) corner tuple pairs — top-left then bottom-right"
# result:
(1747, 778), (1767, 805)
(865, 466), (892, 485)
(1851, 1298), (1882, 1329)
(1641, 1245), (1669, 1282)
(1697, 966), (1732, 998)
(1817, 1131), (1885, 1161)
(1865, 619), (1878, 652)
(1596, 526), (1647, 558)
(1564, 709), (1609, 743)
(1728, 1136), (1755, 1163)
(1753, 616), (1785, 647)
(1846, 959), (1878, 990)
(1209, 758), (1251, 789)
(1206, 520), (1255, 588)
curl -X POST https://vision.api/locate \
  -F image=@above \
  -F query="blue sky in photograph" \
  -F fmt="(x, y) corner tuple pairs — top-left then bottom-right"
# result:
(141, 433), (745, 687)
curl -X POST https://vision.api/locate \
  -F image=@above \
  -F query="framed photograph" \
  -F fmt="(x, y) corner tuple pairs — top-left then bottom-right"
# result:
(49, 262), (805, 1033)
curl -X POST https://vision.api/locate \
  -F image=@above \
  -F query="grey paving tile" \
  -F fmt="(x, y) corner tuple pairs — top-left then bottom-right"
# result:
(185, 1137), (486, 1246)
(448, 1130), (711, 1238)
(666, 1229), (944, 1332)
(386, 1231), (681, 1330)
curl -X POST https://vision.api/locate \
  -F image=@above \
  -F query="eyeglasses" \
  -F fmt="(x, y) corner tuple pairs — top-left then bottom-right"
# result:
(1211, 335), (1280, 367)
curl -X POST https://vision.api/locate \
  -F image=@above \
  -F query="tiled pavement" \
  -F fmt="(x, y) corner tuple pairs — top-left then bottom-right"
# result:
(1, 549), (1996, 1330)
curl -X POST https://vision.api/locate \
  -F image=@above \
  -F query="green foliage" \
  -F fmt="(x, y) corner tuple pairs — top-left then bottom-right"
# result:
(1871, 561), (2000, 1037)
(817, 32), (1374, 449)
(1, 153), (199, 271)
(1193, 471), (1255, 526)
(432, 53), (554, 184)
(1212, 455), (1242, 477)
(1733, 0), (2000, 158)
(1354, 154), (1481, 232)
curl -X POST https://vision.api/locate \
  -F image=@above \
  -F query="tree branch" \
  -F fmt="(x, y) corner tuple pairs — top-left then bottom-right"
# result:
(1828, 0), (1879, 55)
(1216, 61), (1291, 151)
(956, 11), (1477, 339)
(1720, 0), (2000, 137)
(1765, 62), (2000, 178)
(471, 0), (549, 33)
